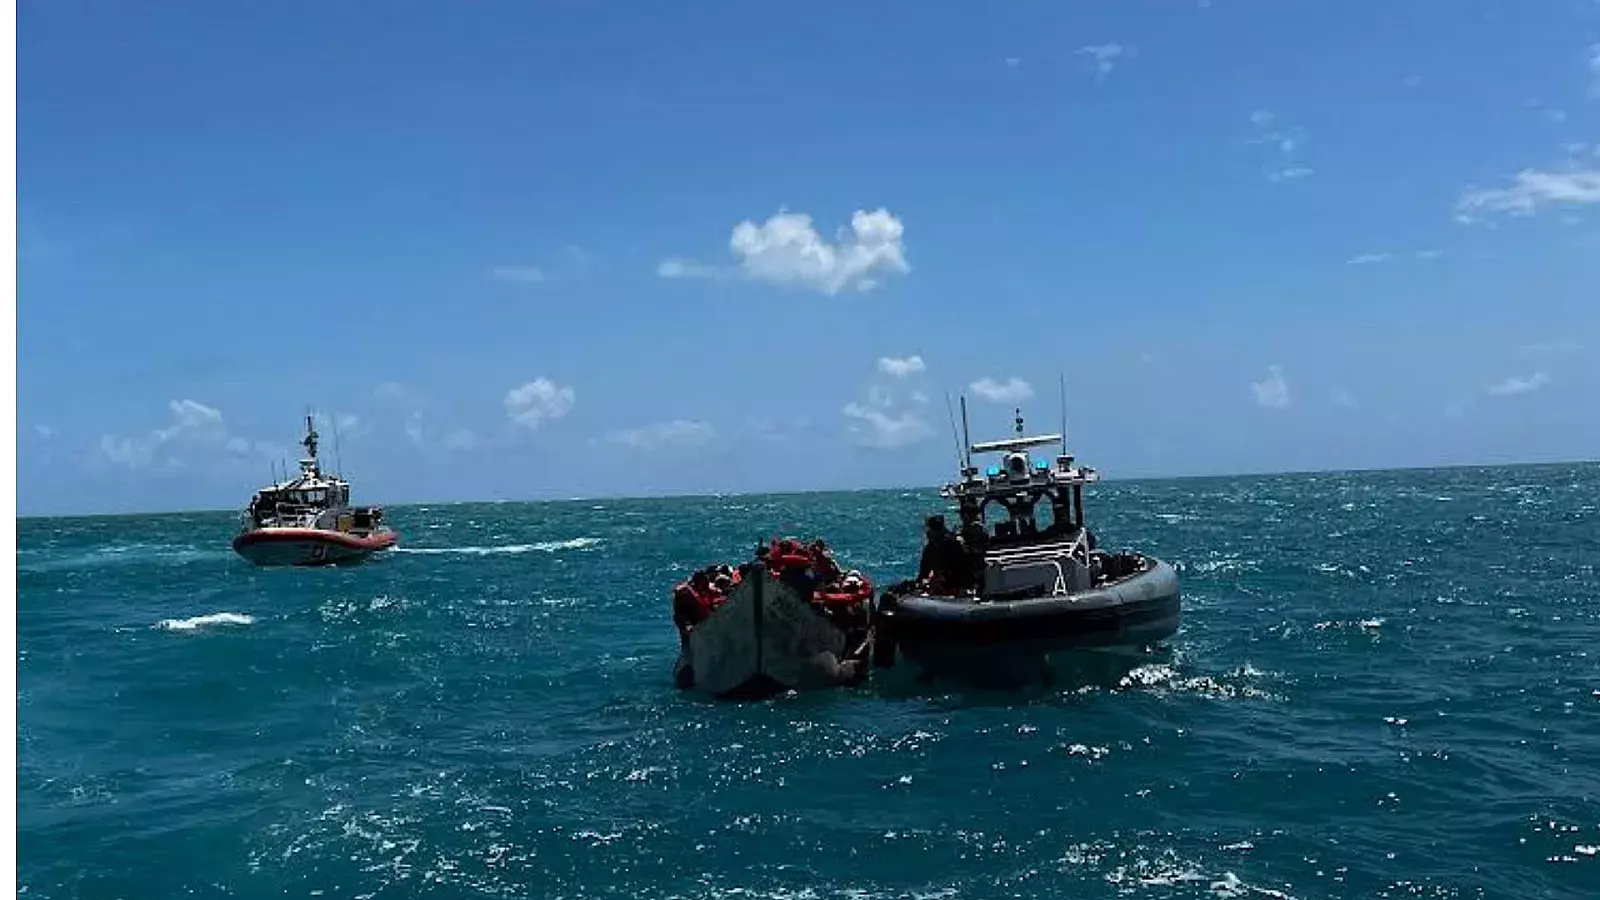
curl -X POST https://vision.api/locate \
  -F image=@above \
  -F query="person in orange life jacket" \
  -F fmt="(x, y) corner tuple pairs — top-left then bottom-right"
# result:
(810, 539), (842, 585)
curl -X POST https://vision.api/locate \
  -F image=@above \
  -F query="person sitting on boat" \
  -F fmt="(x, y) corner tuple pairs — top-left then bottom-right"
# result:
(810, 539), (842, 584)
(673, 572), (725, 642)
(918, 515), (973, 593)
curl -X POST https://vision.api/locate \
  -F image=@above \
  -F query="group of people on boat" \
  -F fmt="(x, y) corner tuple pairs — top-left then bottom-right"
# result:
(915, 514), (986, 595)
(671, 536), (874, 642)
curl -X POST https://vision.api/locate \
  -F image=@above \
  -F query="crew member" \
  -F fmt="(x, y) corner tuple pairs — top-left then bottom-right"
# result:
(918, 515), (970, 592)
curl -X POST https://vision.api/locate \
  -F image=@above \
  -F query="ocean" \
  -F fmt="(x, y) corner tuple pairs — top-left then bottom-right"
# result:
(16, 464), (1600, 899)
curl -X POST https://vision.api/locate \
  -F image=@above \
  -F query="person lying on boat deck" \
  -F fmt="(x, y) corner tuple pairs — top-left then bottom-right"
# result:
(918, 515), (977, 594)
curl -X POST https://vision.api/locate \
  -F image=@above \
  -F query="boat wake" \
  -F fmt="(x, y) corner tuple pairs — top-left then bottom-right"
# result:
(397, 537), (603, 556)
(154, 612), (256, 632)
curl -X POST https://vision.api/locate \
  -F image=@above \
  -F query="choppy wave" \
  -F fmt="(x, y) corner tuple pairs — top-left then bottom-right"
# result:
(396, 537), (603, 555)
(17, 463), (1600, 899)
(153, 612), (256, 631)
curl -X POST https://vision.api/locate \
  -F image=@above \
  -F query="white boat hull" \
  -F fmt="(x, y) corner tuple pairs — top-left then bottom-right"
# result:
(679, 573), (864, 698)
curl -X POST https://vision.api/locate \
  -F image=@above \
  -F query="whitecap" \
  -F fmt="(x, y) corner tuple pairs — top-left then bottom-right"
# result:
(154, 612), (255, 631)
(397, 537), (602, 556)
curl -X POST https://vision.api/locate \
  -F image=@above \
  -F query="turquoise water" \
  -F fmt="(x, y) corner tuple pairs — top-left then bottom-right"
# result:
(17, 464), (1600, 899)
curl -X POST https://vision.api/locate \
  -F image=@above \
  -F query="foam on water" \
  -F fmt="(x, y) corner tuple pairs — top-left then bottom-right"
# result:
(396, 536), (603, 555)
(154, 611), (256, 631)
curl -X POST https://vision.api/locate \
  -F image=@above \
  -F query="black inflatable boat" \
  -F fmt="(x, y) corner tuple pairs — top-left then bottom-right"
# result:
(872, 403), (1181, 684)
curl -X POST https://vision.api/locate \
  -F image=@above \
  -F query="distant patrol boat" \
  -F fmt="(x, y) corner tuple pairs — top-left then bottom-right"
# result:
(873, 397), (1181, 686)
(230, 414), (398, 567)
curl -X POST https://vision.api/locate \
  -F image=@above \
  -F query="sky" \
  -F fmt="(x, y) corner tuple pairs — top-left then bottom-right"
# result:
(16, 0), (1600, 516)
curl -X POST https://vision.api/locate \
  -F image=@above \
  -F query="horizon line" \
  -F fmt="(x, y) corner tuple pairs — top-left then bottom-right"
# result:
(15, 456), (1598, 521)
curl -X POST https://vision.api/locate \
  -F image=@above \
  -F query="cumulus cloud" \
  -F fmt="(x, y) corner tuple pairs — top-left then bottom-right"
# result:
(663, 208), (909, 295)
(1487, 371), (1550, 396)
(604, 419), (717, 450)
(504, 378), (576, 430)
(98, 400), (276, 471)
(657, 258), (723, 280)
(375, 382), (425, 407)
(444, 430), (481, 451)
(877, 355), (926, 378)
(332, 412), (366, 438)
(1077, 43), (1125, 81)
(843, 358), (932, 448)
(842, 404), (933, 449)
(1455, 167), (1600, 222)
(489, 265), (546, 283)
(1250, 366), (1290, 409)
(968, 377), (1035, 404)
(1347, 252), (1395, 265)
(1248, 110), (1313, 183)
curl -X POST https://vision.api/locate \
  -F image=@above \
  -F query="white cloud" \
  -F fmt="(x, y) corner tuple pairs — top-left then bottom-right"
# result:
(1250, 366), (1290, 409)
(404, 412), (426, 446)
(1518, 339), (1582, 357)
(657, 258), (723, 280)
(604, 419), (717, 450)
(1248, 110), (1313, 183)
(842, 403), (933, 449)
(877, 355), (926, 378)
(1455, 167), (1600, 222)
(1331, 389), (1359, 409)
(504, 378), (576, 430)
(1487, 371), (1550, 396)
(1077, 43), (1125, 81)
(333, 412), (366, 438)
(444, 429), (480, 451)
(1347, 252), (1395, 265)
(726, 208), (909, 295)
(375, 382), (424, 407)
(97, 399), (274, 471)
(842, 357), (932, 448)
(489, 265), (546, 283)
(1268, 166), (1314, 183)
(968, 377), (1034, 404)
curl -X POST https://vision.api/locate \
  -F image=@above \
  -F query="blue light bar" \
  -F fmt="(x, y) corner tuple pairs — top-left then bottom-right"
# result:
(985, 466), (1001, 477)
(1035, 460), (1048, 470)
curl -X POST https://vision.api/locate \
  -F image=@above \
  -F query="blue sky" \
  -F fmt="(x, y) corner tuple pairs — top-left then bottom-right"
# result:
(17, 1), (1600, 516)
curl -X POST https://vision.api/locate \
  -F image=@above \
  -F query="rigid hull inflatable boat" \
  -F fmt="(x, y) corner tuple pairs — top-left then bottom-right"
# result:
(672, 542), (873, 700)
(231, 415), (398, 567)
(874, 404), (1180, 684)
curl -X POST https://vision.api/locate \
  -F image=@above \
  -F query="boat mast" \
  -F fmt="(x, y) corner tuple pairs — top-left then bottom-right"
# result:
(302, 411), (320, 477)
(943, 392), (964, 474)
(959, 396), (972, 471)
(1058, 373), (1068, 457)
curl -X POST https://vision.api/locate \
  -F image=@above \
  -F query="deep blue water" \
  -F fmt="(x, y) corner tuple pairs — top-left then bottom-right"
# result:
(16, 464), (1600, 899)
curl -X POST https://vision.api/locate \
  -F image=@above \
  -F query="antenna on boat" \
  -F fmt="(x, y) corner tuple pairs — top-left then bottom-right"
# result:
(1058, 372), (1069, 456)
(959, 395), (973, 470)
(331, 411), (345, 479)
(943, 392), (965, 473)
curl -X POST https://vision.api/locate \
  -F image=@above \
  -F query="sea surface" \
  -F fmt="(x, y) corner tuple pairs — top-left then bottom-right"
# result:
(16, 464), (1600, 899)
